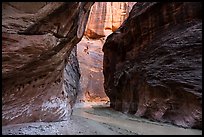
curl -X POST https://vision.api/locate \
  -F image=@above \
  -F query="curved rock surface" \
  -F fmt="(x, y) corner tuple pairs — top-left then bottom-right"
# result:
(103, 2), (202, 129)
(2, 2), (93, 125)
(85, 2), (136, 39)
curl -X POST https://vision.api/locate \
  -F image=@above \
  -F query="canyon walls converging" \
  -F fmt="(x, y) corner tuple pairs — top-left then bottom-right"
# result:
(2, 1), (136, 126)
(76, 2), (135, 103)
(2, 2), (202, 131)
(103, 2), (202, 129)
(2, 2), (93, 125)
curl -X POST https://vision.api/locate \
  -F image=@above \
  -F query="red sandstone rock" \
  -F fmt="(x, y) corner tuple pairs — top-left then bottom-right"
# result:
(76, 2), (135, 103)
(85, 2), (136, 39)
(76, 37), (109, 102)
(103, 2), (202, 129)
(2, 2), (93, 126)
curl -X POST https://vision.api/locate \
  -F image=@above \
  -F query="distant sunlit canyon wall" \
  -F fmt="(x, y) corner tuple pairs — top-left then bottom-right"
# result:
(76, 2), (136, 103)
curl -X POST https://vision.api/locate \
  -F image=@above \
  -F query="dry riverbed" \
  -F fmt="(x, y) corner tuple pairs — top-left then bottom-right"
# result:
(2, 102), (202, 135)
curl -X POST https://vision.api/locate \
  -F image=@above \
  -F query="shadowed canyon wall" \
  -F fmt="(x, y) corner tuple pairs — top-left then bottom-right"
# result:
(76, 2), (135, 103)
(2, 2), (202, 130)
(2, 2), (93, 125)
(103, 2), (202, 129)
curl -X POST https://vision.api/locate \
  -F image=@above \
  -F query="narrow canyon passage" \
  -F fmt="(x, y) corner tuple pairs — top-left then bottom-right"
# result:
(74, 2), (136, 104)
(2, 2), (202, 135)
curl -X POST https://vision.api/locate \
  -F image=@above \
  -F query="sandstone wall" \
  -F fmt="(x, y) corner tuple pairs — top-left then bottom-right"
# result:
(76, 37), (109, 103)
(76, 2), (136, 103)
(103, 2), (202, 129)
(85, 2), (136, 39)
(2, 2), (93, 125)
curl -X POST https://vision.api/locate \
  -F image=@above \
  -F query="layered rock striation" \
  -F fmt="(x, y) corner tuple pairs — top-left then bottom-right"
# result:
(103, 2), (202, 129)
(76, 2), (135, 103)
(2, 2), (93, 125)
(85, 2), (136, 39)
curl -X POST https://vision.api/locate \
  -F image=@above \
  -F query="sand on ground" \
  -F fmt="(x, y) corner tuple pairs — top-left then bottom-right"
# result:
(2, 102), (202, 135)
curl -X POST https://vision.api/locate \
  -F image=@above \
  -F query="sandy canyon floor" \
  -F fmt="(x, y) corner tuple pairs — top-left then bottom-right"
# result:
(2, 102), (202, 135)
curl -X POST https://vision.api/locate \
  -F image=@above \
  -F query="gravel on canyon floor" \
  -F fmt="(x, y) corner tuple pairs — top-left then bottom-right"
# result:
(2, 102), (202, 135)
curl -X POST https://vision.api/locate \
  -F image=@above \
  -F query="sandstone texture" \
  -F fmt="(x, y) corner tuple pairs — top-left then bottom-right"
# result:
(2, 2), (93, 125)
(85, 2), (136, 39)
(76, 2), (135, 103)
(76, 37), (109, 103)
(3, 2), (48, 13)
(103, 2), (202, 129)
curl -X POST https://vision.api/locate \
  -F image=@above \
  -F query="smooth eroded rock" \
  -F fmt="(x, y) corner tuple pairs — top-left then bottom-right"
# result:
(103, 2), (202, 129)
(2, 2), (93, 125)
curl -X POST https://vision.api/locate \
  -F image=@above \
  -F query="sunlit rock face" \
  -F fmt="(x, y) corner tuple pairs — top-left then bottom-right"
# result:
(85, 2), (136, 39)
(2, 2), (93, 125)
(103, 2), (202, 129)
(76, 37), (109, 103)
(76, 2), (135, 103)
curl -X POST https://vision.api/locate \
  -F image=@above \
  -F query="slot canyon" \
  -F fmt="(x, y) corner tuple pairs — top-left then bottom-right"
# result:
(2, 2), (202, 135)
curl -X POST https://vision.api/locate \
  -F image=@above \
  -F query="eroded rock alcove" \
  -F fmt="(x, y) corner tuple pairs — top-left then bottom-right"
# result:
(2, 2), (94, 125)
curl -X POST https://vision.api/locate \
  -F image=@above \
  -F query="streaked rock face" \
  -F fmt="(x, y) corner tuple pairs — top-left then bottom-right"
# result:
(76, 37), (109, 103)
(103, 2), (202, 129)
(76, 2), (136, 103)
(2, 2), (93, 125)
(85, 2), (136, 39)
